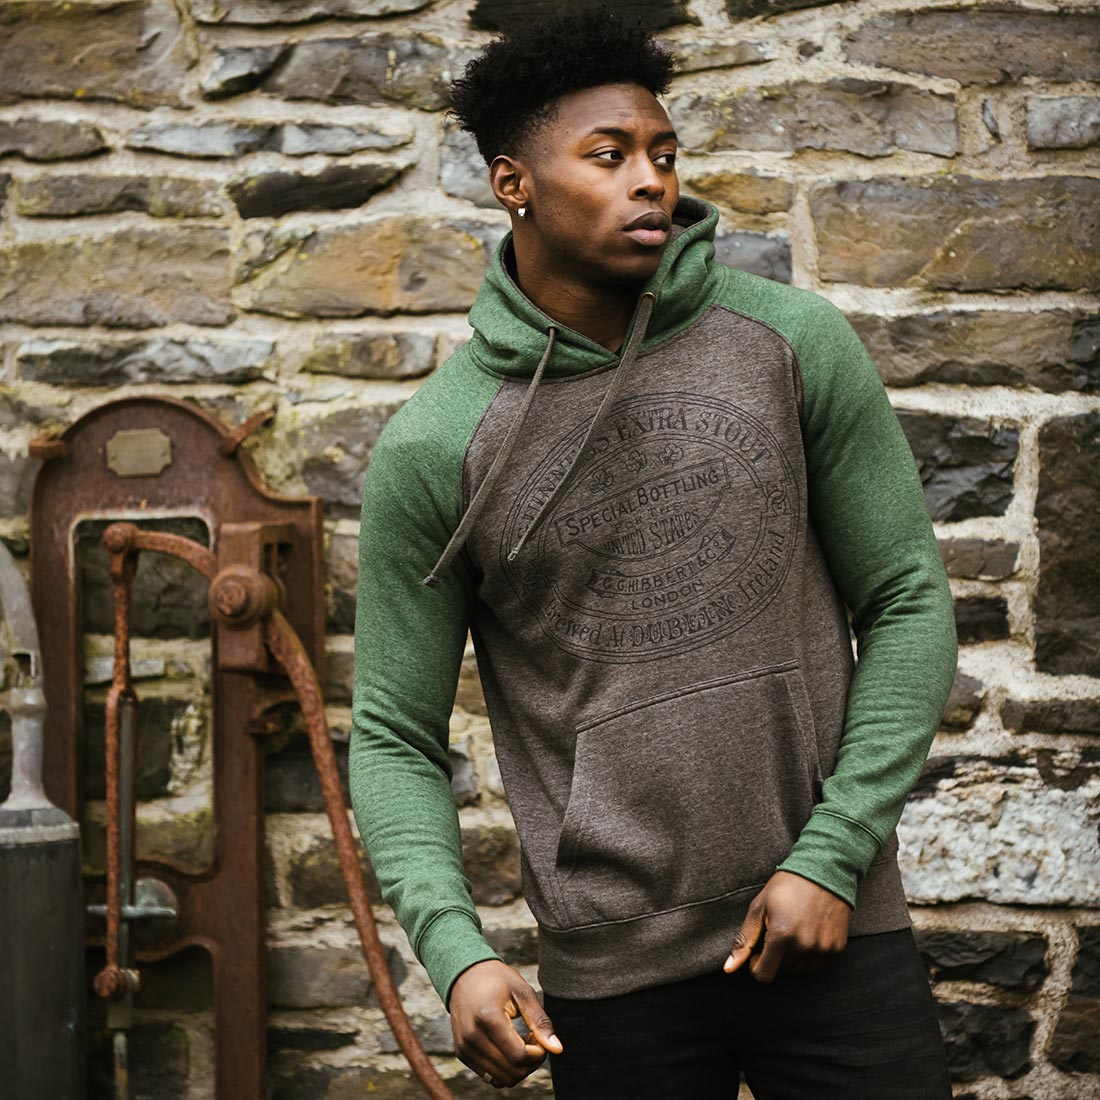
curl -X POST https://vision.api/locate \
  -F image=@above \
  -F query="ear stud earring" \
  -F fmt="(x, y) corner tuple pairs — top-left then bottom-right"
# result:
(517, 206), (527, 219)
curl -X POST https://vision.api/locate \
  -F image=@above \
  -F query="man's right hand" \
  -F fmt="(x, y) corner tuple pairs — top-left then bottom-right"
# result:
(449, 959), (563, 1088)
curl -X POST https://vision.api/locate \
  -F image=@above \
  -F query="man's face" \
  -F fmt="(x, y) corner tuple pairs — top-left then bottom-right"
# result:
(504, 82), (680, 287)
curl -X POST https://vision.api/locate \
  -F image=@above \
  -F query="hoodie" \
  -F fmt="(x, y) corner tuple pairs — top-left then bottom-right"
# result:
(348, 196), (957, 1009)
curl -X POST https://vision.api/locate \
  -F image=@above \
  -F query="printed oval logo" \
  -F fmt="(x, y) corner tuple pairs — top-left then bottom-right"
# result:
(501, 392), (800, 663)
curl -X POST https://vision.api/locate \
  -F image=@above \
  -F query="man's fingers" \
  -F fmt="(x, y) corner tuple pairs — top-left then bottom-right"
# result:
(724, 897), (765, 972)
(512, 984), (564, 1054)
(748, 925), (789, 983)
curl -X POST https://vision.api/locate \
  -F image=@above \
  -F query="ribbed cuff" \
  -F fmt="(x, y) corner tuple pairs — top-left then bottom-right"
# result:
(775, 808), (884, 909)
(416, 908), (503, 1011)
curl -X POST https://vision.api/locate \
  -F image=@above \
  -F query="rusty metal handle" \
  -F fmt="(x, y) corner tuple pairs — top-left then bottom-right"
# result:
(98, 523), (454, 1099)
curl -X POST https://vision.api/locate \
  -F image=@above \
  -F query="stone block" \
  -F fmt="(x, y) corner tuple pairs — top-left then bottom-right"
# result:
(844, 9), (1100, 84)
(82, 695), (186, 800)
(938, 538), (1018, 581)
(1050, 925), (1100, 1072)
(265, 731), (350, 814)
(714, 230), (790, 283)
(462, 816), (522, 905)
(941, 672), (984, 730)
(228, 162), (406, 219)
(441, 119), (497, 207)
(0, 227), (233, 327)
(192, 0), (429, 23)
(15, 174), (222, 218)
(0, 117), (107, 161)
(279, 122), (413, 156)
(303, 330), (435, 380)
(470, 0), (693, 29)
(484, 923), (539, 968)
(0, 0), (195, 108)
(1001, 697), (1100, 737)
(673, 38), (772, 74)
(268, 1025), (359, 1056)
(326, 530), (359, 634)
(935, 1000), (1034, 1080)
(127, 122), (279, 159)
(262, 34), (476, 112)
(811, 176), (1100, 292)
(684, 170), (793, 215)
(324, 647), (354, 706)
(1027, 96), (1100, 151)
(954, 596), (1010, 645)
(281, 400), (405, 515)
(726, 0), (843, 16)
(129, 945), (213, 1011)
(81, 801), (214, 876)
(267, 942), (404, 1008)
(200, 44), (283, 99)
(455, 649), (488, 718)
(914, 929), (1048, 992)
(235, 216), (487, 318)
(904, 749), (1100, 907)
(896, 411), (1018, 521)
(285, 831), (383, 909)
(0, 449), (36, 519)
(1035, 413), (1100, 675)
(672, 79), (957, 157)
(18, 336), (273, 386)
(849, 308), (1100, 392)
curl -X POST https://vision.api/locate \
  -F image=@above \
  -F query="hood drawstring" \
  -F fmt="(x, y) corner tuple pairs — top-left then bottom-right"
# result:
(505, 290), (656, 564)
(422, 325), (559, 587)
(422, 289), (656, 588)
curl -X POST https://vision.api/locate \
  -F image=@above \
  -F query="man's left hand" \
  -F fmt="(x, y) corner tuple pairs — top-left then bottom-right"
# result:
(723, 870), (852, 982)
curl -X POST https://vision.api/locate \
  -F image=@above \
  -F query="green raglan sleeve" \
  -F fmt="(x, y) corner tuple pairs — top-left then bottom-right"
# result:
(775, 296), (958, 908)
(348, 394), (503, 1010)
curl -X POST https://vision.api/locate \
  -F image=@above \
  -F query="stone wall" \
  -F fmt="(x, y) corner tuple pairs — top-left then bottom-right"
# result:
(0, 0), (1098, 1097)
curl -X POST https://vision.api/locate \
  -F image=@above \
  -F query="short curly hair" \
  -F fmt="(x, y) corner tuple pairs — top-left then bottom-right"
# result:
(448, 5), (677, 166)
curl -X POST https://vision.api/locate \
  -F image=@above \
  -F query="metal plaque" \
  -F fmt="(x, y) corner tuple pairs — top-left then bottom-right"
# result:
(105, 429), (172, 478)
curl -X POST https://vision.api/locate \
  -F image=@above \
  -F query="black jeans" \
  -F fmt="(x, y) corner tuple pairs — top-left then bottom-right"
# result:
(542, 927), (953, 1099)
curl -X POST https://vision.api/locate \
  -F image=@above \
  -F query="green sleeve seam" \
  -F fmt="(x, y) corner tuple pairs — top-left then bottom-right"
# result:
(812, 807), (883, 848)
(414, 905), (481, 957)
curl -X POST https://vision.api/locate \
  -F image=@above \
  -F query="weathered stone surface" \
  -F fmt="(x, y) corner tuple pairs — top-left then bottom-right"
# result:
(727, 0), (843, 16)
(1035, 413), (1100, 676)
(441, 119), (497, 207)
(905, 749), (1100, 906)
(285, 832), (383, 909)
(914, 930), (1048, 991)
(268, 1025), (358, 1056)
(0, 0), (195, 108)
(456, 650), (488, 718)
(935, 1000), (1034, 1080)
(483, 923), (539, 968)
(895, 411), (1018, 521)
(279, 122), (413, 156)
(811, 176), (1100, 291)
(326, 530), (358, 634)
(200, 44), (283, 99)
(324, 647), (354, 705)
(938, 538), (1018, 580)
(1050, 926), (1100, 1072)
(263, 34), (475, 112)
(303, 330), (435, 380)
(82, 696), (182, 799)
(471, 0), (692, 29)
(849, 308), (1100, 392)
(192, 0), (429, 23)
(0, 449), (36, 519)
(15, 174), (222, 218)
(82, 801), (214, 875)
(673, 38), (772, 74)
(281, 400), (404, 514)
(845, 9), (1100, 84)
(266, 731), (350, 813)
(236, 216), (487, 319)
(463, 817), (522, 905)
(0, 117), (107, 161)
(672, 79), (956, 157)
(18, 336), (273, 385)
(268, 943), (404, 1008)
(683, 170), (792, 214)
(941, 673), (985, 730)
(1002, 697), (1100, 737)
(714, 230), (790, 283)
(78, 518), (211, 638)
(87, 1020), (189, 1100)
(228, 162), (405, 219)
(954, 596), (1009, 645)
(1027, 96), (1100, 151)
(0, 227), (233, 327)
(128, 121), (280, 159)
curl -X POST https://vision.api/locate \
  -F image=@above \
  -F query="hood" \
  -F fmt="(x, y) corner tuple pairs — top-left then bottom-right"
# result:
(466, 195), (723, 380)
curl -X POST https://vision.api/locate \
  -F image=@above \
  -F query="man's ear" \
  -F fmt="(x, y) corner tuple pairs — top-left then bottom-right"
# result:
(489, 154), (529, 217)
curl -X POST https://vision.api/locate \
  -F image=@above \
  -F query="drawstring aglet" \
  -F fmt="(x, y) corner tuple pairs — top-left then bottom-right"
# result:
(421, 573), (440, 588)
(507, 547), (520, 562)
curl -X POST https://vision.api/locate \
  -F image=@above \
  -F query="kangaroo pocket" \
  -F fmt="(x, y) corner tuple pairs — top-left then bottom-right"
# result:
(552, 660), (825, 930)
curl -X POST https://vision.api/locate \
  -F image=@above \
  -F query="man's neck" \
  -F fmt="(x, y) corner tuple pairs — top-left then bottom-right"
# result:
(509, 244), (639, 354)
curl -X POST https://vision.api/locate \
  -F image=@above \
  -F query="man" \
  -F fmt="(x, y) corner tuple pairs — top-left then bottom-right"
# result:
(349, 8), (957, 1097)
